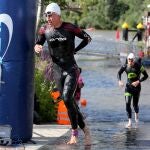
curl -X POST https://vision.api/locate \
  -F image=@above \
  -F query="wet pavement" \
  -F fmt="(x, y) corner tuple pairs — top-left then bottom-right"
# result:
(1, 121), (150, 150)
(39, 121), (150, 150)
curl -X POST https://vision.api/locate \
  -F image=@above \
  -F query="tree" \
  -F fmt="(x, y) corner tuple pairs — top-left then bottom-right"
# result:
(36, 0), (149, 30)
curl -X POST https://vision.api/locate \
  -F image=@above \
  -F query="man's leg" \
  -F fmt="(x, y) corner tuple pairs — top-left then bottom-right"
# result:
(133, 93), (140, 123)
(74, 101), (91, 145)
(62, 70), (79, 144)
(62, 69), (91, 145)
(125, 95), (132, 127)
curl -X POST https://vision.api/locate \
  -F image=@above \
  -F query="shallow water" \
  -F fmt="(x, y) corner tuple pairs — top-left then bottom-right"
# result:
(77, 58), (150, 149)
(79, 58), (150, 123)
(40, 122), (150, 150)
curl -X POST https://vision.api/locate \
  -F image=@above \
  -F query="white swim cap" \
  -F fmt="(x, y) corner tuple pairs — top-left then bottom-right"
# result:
(45, 3), (61, 15)
(127, 53), (135, 59)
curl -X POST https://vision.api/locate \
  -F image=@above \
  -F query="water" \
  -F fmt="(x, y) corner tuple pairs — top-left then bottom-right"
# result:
(79, 58), (150, 122)
(76, 57), (150, 150)
(76, 30), (144, 62)
(76, 30), (119, 54)
(41, 31), (150, 150)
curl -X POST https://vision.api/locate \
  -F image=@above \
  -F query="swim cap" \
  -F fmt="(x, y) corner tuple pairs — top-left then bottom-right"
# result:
(45, 3), (61, 15)
(127, 53), (135, 60)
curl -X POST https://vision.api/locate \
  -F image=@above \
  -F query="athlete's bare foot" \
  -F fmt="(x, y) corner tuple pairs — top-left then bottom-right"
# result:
(135, 113), (139, 123)
(126, 119), (132, 128)
(67, 135), (78, 144)
(135, 119), (139, 123)
(126, 123), (132, 128)
(67, 129), (78, 145)
(83, 126), (91, 145)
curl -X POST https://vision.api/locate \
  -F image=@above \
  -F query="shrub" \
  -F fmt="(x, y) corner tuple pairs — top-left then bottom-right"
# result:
(35, 53), (57, 123)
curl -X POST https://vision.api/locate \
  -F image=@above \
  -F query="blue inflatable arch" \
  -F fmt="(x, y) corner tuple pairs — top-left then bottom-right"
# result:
(0, 0), (37, 142)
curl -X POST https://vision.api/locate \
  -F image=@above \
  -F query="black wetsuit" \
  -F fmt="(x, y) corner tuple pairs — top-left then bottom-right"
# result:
(36, 22), (91, 129)
(117, 62), (148, 118)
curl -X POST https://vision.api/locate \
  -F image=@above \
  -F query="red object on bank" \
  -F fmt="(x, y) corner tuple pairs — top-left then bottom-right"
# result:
(116, 29), (120, 41)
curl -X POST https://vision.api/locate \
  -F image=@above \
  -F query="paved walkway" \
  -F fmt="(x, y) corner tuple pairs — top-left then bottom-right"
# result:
(0, 124), (70, 150)
(1, 122), (150, 150)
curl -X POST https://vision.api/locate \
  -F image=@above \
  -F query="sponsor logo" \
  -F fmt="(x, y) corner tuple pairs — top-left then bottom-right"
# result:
(0, 14), (13, 84)
(49, 37), (67, 42)
(0, 14), (13, 60)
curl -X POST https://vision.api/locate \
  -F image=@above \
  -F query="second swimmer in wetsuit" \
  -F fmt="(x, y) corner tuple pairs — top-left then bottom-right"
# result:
(117, 53), (148, 128)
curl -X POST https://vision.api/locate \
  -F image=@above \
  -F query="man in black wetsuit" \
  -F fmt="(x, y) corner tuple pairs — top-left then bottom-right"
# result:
(34, 2), (91, 145)
(117, 53), (148, 128)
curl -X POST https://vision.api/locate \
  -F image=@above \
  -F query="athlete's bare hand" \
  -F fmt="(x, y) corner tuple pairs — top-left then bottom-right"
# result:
(131, 80), (140, 87)
(34, 44), (43, 53)
(118, 80), (124, 87)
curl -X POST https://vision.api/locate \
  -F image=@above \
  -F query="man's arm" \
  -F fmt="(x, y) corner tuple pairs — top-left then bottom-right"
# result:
(131, 66), (148, 87)
(34, 26), (46, 53)
(74, 29), (91, 53)
(117, 65), (126, 87)
(117, 65), (126, 80)
(140, 66), (149, 82)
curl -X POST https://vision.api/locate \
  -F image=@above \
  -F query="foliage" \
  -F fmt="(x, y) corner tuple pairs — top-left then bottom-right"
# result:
(35, 54), (57, 123)
(39, 0), (149, 29)
(35, 69), (56, 122)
